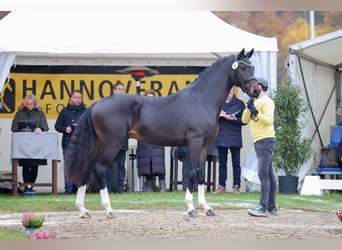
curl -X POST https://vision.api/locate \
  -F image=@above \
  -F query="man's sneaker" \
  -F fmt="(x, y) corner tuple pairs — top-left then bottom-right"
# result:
(248, 205), (267, 217)
(268, 208), (278, 216)
(212, 185), (225, 194)
(233, 184), (240, 193)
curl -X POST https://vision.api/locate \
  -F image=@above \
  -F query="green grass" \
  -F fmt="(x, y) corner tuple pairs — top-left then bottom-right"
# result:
(0, 191), (341, 213)
(0, 229), (28, 239)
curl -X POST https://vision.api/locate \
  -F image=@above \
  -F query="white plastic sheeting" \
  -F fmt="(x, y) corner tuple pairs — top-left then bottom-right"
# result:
(288, 29), (342, 183)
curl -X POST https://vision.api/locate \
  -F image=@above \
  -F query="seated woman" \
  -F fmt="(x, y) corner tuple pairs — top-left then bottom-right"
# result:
(11, 94), (49, 193)
(136, 89), (166, 192)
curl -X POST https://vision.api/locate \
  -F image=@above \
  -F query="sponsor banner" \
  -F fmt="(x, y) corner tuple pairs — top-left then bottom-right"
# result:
(0, 66), (203, 119)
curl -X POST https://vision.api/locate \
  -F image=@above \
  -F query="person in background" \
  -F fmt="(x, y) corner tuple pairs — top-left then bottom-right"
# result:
(55, 90), (87, 194)
(177, 147), (189, 191)
(337, 138), (342, 166)
(136, 89), (166, 192)
(11, 94), (49, 193)
(213, 86), (246, 194)
(175, 146), (199, 191)
(242, 77), (277, 217)
(106, 81), (128, 193)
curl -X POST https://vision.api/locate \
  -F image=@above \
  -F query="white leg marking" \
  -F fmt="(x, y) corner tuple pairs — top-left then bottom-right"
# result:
(197, 184), (211, 211)
(185, 188), (195, 213)
(100, 187), (114, 217)
(75, 185), (90, 218)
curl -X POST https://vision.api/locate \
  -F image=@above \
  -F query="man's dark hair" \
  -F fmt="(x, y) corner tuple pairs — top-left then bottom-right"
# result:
(113, 81), (124, 91)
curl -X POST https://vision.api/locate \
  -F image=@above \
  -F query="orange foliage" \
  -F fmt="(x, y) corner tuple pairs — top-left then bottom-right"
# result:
(213, 11), (342, 82)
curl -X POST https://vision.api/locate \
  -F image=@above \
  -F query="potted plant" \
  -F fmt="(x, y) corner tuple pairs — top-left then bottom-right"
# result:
(21, 211), (45, 234)
(29, 230), (56, 240)
(271, 76), (312, 194)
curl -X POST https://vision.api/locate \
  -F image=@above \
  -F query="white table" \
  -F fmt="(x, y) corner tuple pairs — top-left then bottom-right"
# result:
(11, 132), (61, 195)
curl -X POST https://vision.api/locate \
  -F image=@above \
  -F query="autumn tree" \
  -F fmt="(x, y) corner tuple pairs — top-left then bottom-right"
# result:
(214, 11), (342, 82)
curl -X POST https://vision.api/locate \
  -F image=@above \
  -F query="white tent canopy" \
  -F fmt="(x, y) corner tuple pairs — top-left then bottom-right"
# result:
(289, 29), (342, 67)
(0, 10), (278, 91)
(288, 29), (342, 182)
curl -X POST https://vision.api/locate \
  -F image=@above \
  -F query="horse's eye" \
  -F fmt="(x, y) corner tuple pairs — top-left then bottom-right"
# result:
(240, 65), (247, 71)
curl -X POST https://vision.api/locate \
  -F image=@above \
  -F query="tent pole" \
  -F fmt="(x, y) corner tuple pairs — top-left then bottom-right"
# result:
(310, 11), (315, 39)
(298, 55), (323, 147)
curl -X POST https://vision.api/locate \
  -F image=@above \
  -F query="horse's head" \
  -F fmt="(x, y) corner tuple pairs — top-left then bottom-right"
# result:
(232, 48), (255, 93)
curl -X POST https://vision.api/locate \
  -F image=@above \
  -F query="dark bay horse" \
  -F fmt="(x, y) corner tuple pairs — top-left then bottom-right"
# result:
(64, 48), (254, 218)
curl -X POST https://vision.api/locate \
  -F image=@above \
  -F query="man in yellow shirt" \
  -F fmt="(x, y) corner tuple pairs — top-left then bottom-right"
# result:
(242, 77), (277, 217)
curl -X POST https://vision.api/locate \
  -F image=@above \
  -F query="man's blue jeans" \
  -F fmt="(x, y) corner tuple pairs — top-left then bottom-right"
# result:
(106, 149), (127, 193)
(254, 137), (276, 211)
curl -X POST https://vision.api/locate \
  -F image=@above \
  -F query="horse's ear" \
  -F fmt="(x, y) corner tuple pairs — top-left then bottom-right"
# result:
(236, 48), (245, 60)
(245, 48), (254, 58)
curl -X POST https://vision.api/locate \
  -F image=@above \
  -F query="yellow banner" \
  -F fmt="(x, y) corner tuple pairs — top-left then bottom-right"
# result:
(0, 73), (198, 119)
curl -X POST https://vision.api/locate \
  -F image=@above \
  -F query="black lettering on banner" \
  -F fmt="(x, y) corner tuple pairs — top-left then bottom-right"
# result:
(23, 79), (37, 97)
(45, 103), (52, 114)
(167, 80), (180, 96)
(0, 78), (16, 113)
(60, 80), (75, 99)
(56, 103), (66, 114)
(126, 80), (133, 93)
(151, 80), (162, 96)
(40, 80), (56, 99)
(98, 80), (114, 98)
(80, 80), (94, 100)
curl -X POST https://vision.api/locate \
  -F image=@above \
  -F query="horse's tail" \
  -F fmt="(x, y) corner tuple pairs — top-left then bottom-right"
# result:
(64, 105), (99, 187)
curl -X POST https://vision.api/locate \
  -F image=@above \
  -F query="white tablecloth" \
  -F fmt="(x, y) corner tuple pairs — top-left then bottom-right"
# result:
(11, 132), (61, 160)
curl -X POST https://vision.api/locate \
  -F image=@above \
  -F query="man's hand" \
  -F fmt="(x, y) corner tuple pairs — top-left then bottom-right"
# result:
(66, 126), (73, 134)
(247, 98), (255, 109)
(247, 98), (258, 117)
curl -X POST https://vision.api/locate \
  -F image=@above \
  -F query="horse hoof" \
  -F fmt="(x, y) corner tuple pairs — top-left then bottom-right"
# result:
(205, 209), (217, 216)
(80, 212), (91, 219)
(106, 211), (115, 219)
(187, 209), (198, 217)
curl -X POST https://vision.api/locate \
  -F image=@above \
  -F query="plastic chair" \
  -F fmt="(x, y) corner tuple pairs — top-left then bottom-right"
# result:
(328, 126), (342, 147)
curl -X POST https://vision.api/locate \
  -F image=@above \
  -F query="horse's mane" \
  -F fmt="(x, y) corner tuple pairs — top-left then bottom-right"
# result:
(191, 54), (235, 85)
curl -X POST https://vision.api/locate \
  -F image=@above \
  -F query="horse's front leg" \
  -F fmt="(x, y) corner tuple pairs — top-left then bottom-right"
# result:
(185, 182), (216, 217)
(197, 155), (216, 216)
(183, 151), (198, 217)
(197, 184), (216, 216)
(185, 188), (197, 217)
(76, 185), (91, 219)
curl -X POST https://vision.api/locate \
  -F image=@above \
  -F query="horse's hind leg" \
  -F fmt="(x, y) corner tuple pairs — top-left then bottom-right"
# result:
(76, 185), (92, 218)
(99, 187), (115, 219)
(185, 188), (197, 216)
(94, 148), (117, 219)
(75, 184), (114, 219)
(93, 167), (115, 218)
